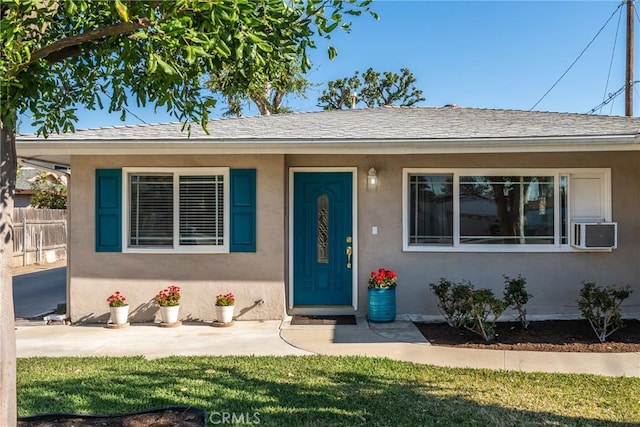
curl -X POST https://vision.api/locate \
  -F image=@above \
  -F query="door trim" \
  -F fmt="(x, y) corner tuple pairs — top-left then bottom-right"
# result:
(288, 167), (358, 312)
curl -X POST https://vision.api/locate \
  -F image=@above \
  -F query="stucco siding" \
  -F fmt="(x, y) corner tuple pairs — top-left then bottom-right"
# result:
(68, 151), (640, 323)
(69, 154), (286, 323)
(286, 152), (640, 319)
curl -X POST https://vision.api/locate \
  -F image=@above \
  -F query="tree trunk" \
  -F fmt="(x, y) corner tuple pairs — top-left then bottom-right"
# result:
(252, 81), (272, 115)
(272, 89), (286, 113)
(0, 115), (17, 426)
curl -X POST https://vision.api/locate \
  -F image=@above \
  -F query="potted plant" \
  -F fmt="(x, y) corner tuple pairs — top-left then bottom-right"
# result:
(215, 293), (235, 324)
(154, 285), (181, 325)
(106, 291), (129, 326)
(367, 268), (397, 323)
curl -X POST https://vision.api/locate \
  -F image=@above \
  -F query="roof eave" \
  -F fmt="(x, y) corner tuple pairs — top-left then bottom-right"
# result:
(16, 134), (640, 160)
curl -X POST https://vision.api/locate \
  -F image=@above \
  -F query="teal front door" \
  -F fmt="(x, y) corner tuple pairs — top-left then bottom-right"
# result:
(293, 172), (353, 306)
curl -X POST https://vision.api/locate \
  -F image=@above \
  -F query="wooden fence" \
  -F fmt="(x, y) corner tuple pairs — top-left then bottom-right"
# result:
(12, 208), (67, 267)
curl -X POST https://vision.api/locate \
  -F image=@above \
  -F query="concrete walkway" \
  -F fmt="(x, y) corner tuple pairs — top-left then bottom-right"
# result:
(15, 317), (640, 377)
(16, 321), (310, 359)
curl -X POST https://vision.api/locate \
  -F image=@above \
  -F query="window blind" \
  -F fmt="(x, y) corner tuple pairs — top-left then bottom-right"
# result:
(129, 174), (173, 246)
(179, 175), (224, 246)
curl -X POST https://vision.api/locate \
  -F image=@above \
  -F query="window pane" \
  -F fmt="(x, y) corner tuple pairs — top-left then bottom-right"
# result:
(459, 176), (554, 244)
(179, 175), (224, 246)
(130, 175), (173, 247)
(317, 194), (329, 263)
(560, 175), (568, 244)
(409, 175), (453, 244)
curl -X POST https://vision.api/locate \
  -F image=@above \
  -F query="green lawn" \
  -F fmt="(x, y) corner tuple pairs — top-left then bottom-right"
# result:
(17, 356), (639, 426)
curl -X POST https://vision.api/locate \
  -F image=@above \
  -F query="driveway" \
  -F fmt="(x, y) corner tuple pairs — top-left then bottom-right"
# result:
(13, 266), (66, 318)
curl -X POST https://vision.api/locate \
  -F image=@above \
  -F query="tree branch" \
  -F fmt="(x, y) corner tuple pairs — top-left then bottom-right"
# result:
(273, 89), (285, 111)
(19, 18), (150, 73)
(43, 45), (82, 63)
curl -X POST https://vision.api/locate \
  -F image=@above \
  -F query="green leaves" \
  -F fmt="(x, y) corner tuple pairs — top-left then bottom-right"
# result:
(114, 0), (129, 22)
(429, 278), (505, 342)
(503, 274), (532, 329)
(317, 74), (361, 110)
(3, 0), (378, 135)
(155, 57), (175, 75)
(29, 173), (67, 209)
(327, 46), (337, 60)
(577, 282), (632, 342)
(318, 67), (425, 110)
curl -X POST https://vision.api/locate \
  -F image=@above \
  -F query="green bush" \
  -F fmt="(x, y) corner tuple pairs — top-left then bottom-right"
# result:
(577, 282), (632, 343)
(465, 288), (505, 342)
(503, 274), (532, 329)
(30, 173), (67, 209)
(429, 278), (472, 328)
(430, 278), (505, 342)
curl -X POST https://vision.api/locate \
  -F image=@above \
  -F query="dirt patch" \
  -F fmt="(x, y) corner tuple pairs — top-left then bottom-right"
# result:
(18, 407), (205, 427)
(414, 319), (640, 352)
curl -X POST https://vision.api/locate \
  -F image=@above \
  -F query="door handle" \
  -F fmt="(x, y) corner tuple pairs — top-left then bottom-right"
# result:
(346, 246), (352, 269)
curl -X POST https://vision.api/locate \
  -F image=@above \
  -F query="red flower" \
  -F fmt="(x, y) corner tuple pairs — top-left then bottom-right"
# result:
(155, 285), (181, 307)
(216, 293), (235, 307)
(107, 291), (127, 307)
(368, 268), (398, 289)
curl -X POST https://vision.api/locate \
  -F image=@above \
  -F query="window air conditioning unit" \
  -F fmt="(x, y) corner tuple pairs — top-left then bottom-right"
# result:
(571, 222), (617, 249)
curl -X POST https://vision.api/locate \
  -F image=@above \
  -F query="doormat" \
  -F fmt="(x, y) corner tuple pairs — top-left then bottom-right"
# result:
(290, 315), (357, 326)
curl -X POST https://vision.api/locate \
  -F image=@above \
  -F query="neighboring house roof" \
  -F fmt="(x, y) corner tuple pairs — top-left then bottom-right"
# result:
(15, 168), (66, 196)
(16, 168), (40, 192)
(16, 106), (640, 165)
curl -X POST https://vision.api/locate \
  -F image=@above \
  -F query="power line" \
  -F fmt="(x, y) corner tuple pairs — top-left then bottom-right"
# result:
(98, 90), (149, 125)
(530, 1), (625, 111)
(588, 84), (625, 114)
(587, 80), (640, 114)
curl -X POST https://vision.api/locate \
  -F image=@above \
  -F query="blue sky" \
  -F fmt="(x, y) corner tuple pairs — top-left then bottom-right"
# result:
(18, 1), (637, 132)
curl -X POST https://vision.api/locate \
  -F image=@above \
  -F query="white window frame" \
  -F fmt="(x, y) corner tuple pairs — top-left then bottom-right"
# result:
(123, 167), (230, 254)
(402, 168), (611, 253)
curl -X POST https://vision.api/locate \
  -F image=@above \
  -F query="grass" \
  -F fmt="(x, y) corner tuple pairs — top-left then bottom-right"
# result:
(18, 355), (640, 426)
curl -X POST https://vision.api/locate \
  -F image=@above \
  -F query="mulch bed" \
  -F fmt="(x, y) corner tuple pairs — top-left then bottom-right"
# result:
(18, 407), (205, 427)
(414, 319), (640, 352)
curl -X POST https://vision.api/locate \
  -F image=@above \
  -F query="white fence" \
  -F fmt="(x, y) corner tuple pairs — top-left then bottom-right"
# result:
(12, 208), (67, 267)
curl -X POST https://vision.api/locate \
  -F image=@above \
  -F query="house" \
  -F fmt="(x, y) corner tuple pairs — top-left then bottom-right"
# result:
(16, 106), (640, 323)
(15, 166), (68, 208)
(15, 167), (39, 207)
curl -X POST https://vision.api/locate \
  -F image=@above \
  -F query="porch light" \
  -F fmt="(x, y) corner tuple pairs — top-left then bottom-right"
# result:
(367, 167), (378, 191)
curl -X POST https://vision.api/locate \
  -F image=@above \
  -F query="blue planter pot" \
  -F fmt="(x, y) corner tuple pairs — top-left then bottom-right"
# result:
(367, 287), (396, 323)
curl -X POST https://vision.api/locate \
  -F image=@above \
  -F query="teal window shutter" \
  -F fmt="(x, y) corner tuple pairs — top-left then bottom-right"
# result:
(95, 169), (122, 252)
(230, 169), (256, 252)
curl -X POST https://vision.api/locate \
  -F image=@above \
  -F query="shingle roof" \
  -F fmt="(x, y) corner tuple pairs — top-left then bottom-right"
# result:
(16, 168), (39, 191)
(18, 106), (640, 141)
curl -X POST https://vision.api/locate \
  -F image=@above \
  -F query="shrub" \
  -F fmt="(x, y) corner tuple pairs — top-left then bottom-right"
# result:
(466, 288), (505, 342)
(429, 278), (473, 328)
(430, 278), (505, 342)
(503, 274), (532, 329)
(577, 282), (632, 343)
(30, 172), (67, 209)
